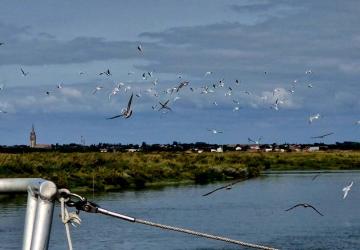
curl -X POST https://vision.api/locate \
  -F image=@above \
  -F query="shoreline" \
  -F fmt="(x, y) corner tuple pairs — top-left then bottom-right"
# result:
(262, 169), (360, 175)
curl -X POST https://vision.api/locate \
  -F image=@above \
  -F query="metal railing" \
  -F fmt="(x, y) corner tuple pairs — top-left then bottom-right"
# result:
(0, 178), (57, 250)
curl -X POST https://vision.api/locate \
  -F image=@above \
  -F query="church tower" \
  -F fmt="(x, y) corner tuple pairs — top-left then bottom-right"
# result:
(30, 124), (36, 148)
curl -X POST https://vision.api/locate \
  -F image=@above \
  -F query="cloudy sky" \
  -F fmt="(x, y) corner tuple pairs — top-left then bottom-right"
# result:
(0, 0), (359, 145)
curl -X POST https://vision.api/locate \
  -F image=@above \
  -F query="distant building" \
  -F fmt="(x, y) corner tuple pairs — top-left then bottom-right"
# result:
(30, 125), (36, 148)
(29, 125), (51, 149)
(307, 146), (320, 152)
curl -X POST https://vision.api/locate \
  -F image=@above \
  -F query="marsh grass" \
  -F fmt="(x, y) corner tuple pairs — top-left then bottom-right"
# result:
(0, 151), (359, 191)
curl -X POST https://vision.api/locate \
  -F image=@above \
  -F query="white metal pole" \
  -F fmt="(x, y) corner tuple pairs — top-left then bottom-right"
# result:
(30, 181), (57, 250)
(23, 188), (38, 250)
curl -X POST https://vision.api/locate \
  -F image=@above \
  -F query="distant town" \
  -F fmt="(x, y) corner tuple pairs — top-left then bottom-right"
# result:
(0, 125), (358, 153)
(0, 141), (359, 154)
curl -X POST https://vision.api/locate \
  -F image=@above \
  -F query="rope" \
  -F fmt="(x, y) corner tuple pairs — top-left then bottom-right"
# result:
(135, 218), (278, 250)
(60, 197), (73, 250)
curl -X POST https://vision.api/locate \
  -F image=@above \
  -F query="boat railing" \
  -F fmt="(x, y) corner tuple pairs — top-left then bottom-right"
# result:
(0, 178), (57, 250)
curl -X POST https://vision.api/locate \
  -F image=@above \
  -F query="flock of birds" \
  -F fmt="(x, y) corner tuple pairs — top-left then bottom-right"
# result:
(202, 177), (355, 217)
(0, 41), (359, 135)
(1, 29), (360, 227)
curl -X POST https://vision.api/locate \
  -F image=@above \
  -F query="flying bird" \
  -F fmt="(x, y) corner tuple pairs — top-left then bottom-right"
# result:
(107, 93), (134, 119)
(99, 69), (111, 76)
(271, 99), (281, 111)
(342, 181), (353, 199)
(202, 179), (243, 196)
(208, 129), (223, 134)
(109, 86), (121, 100)
(312, 173), (322, 181)
(248, 137), (262, 144)
(21, 68), (29, 76)
(158, 100), (172, 112)
(137, 44), (143, 53)
(233, 106), (240, 112)
(204, 71), (213, 77)
(176, 81), (189, 92)
(92, 86), (104, 95)
(57, 83), (63, 89)
(309, 113), (321, 124)
(311, 132), (334, 139)
(285, 203), (324, 216)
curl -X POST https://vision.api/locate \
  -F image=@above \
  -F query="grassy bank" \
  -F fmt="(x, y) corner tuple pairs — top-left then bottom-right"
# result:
(0, 151), (359, 191)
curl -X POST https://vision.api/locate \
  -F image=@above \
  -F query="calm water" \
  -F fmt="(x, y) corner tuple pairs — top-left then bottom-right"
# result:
(1, 173), (359, 250)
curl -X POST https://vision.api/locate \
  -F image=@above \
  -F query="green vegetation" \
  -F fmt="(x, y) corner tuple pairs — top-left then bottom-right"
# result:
(0, 151), (359, 191)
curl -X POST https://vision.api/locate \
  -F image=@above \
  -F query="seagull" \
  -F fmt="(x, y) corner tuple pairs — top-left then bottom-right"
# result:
(233, 99), (240, 105)
(99, 69), (111, 76)
(272, 88), (281, 96)
(233, 106), (241, 112)
(271, 99), (280, 111)
(176, 81), (189, 92)
(288, 88), (295, 94)
(202, 179), (243, 196)
(107, 93), (134, 119)
(152, 78), (158, 86)
(312, 173), (322, 181)
(235, 79), (240, 85)
(158, 100), (172, 112)
(342, 181), (353, 199)
(308, 83), (313, 88)
(305, 69), (312, 74)
(92, 86), (104, 95)
(46, 91), (51, 96)
(0, 42), (4, 46)
(311, 132), (334, 139)
(137, 44), (143, 53)
(204, 71), (213, 77)
(0, 110), (8, 114)
(208, 129), (222, 134)
(285, 203), (324, 216)
(309, 113), (321, 124)
(0, 83), (5, 91)
(225, 90), (232, 96)
(57, 83), (63, 89)
(21, 68), (29, 76)
(248, 137), (262, 144)
(109, 86), (120, 100)
(355, 120), (360, 125)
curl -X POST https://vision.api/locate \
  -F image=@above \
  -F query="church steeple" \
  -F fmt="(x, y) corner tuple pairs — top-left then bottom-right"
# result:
(30, 124), (36, 148)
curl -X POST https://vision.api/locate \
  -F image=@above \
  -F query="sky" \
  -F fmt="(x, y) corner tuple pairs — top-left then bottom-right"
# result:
(0, 0), (359, 145)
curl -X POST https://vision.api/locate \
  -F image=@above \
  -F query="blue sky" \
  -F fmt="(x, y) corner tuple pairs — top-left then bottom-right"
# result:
(0, 0), (359, 145)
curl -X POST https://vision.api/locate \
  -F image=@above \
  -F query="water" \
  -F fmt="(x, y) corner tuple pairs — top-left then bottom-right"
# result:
(1, 173), (359, 250)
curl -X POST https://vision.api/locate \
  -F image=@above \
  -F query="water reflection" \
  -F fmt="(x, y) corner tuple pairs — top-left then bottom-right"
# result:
(0, 173), (359, 250)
